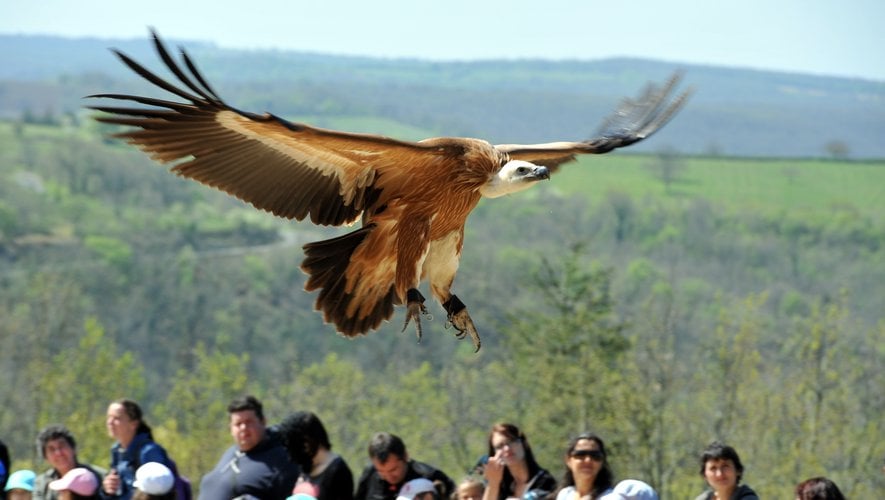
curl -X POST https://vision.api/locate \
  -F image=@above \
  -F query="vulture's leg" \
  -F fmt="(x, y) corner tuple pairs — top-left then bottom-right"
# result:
(402, 288), (429, 343)
(442, 295), (481, 352)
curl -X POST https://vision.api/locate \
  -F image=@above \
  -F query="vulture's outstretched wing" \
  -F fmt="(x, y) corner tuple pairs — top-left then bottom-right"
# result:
(87, 30), (443, 226)
(495, 72), (691, 171)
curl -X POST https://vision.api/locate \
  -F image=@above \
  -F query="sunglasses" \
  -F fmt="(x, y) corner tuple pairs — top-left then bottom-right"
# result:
(570, 449), (605, 461)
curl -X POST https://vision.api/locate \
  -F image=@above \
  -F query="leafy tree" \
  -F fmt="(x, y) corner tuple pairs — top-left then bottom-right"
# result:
(153, 344), (251, 482)
(646, 147), (685, 195)
(276, 353), (373, 475)
(824, 140), (849, 159)
(497, 245), (629, 468)
(613, 275), (695, 497)
(34, 317), (146, 466)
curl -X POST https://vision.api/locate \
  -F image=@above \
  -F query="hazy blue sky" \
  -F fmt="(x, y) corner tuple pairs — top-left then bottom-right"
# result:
(3, 0), (884, 81)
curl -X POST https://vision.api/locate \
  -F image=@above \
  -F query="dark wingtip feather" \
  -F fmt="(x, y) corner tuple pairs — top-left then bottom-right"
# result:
(593, 70), (691, 144)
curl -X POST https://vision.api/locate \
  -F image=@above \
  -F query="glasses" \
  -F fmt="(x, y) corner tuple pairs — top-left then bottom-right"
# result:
(569, 449), (604, 461)
(493, 437), (521, 451)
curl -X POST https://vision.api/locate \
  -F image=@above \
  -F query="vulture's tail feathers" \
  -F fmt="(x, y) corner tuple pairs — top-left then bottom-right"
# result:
(301, 226), (397, 336)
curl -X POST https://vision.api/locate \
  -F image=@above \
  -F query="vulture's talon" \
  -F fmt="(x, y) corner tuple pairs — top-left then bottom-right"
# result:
(402, 288), (427, 343)
(448, 309), (481, 352)
(443, 294), (481, 352)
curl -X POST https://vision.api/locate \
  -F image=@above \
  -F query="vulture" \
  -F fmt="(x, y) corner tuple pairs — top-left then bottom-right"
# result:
(88, 31), (690, 352)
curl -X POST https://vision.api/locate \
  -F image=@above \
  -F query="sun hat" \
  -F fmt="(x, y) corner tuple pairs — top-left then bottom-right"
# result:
(133, 462), (175, 495)
(5, 469), (36, 492)
(396, 477), (436, 500)
(285, 480), (319, 500)
(600, 479), (659, 500)
(48, 467), (98, 496)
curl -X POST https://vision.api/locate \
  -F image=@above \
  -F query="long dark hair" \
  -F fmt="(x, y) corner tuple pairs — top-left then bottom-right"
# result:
(556, 433), (614, 499)
(278, 411), (333, 472)
(113, 398), (153, 440)
(485, 423), (544, 495)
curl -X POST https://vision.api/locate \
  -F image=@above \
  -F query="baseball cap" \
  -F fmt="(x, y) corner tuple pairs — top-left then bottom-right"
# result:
(396, 477), (436, 500)
(48, 467), (98, 496)
(5, 469), (36, 492)
(133, 462), (175, 495)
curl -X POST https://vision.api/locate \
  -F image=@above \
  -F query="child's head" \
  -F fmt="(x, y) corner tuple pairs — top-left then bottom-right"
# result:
(5, 469), (37, 500)
(132, 462), (175, 499)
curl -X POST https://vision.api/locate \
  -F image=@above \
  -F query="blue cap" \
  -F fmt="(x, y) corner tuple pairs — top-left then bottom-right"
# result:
(5, 469), (36, 492)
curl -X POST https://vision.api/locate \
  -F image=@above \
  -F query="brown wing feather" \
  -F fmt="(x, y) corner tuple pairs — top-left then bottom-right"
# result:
(495, 72), (691, 172)
(87, 30), (445, 227)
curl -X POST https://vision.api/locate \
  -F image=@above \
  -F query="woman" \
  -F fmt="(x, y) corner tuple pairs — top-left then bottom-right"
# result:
(482, 423), (556, 500)
(552, 433), (613, 500)
(693, 442), (758, 500)
(794, 477), (845, 500)
(277, 411), (354, 500)
(101, 399), (173, 500)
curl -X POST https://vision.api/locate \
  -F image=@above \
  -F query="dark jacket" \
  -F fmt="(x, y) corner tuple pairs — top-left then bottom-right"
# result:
(198, 429), (299, 500)
(102, 433), (172, 500)
(354, 460), (454, 500)
(694, 484), (759, 500)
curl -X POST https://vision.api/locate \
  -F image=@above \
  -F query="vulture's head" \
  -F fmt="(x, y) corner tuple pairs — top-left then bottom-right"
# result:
(480, 160), (550, 198)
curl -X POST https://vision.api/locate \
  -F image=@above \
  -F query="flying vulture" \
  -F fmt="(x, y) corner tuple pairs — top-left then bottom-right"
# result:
(88, 31), (690, 352)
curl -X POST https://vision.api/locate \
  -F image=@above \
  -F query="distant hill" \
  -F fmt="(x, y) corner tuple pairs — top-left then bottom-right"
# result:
(1, 34), (883, 158)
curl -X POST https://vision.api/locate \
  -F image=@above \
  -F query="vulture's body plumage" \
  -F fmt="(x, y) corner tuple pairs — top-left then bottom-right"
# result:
(89, 31), (690, 351)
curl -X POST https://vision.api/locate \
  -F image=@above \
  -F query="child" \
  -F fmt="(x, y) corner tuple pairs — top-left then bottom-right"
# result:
(5, 470), (37, 500)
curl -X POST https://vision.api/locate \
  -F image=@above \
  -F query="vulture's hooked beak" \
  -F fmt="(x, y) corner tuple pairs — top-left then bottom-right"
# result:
(532, 166), (550, 180)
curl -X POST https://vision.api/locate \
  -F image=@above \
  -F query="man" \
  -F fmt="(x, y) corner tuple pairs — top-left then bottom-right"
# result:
(33, 425), (105, 500)
(354, 433), (453, 500)
(198, 395), (299, 500)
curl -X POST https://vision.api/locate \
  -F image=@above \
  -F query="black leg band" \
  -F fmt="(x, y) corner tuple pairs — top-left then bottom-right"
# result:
(442, 294), (466, 315)
(407, 288), (425, 304)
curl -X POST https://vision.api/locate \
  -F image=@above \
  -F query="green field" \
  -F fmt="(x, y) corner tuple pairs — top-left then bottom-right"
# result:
(3, 120), (883, 220)
(552, 154), (885, 217)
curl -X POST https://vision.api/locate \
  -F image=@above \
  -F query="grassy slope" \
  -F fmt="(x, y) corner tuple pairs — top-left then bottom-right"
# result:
(3, 121), (884, 219)
(550, 153), (885, 218)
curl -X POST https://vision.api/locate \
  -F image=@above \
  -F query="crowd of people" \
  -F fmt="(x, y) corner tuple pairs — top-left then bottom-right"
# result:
(0, 396), (856, 500)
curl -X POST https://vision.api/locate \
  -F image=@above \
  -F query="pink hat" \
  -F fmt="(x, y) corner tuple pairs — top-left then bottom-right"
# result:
(292, 481), (320, 497)
(49, 467), (98, 496)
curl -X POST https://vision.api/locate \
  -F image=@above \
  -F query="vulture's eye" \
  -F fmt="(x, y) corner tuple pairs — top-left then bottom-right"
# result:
(516, 166), (529, 175)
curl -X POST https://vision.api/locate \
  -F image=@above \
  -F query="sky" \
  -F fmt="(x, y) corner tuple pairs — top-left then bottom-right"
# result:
(2, 0), (884, 81)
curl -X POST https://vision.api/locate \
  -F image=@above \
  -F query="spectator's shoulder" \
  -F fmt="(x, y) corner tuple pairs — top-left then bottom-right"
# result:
(356, 463), (377, 483)
(735, 484), (760, 499)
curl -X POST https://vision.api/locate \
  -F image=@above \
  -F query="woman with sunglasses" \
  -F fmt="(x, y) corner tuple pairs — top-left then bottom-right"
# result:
(482, 423), (556, 500)
(552, 433), (613, 500)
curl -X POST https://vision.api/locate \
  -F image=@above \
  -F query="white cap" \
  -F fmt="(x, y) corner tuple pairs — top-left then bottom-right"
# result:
(600, 479), (658, 500)
(396, 478), (436, 500)
(133, 462), (175, 495)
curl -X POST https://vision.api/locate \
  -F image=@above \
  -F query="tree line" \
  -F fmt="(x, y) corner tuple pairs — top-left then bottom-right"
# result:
(0, 121), (883, 498)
